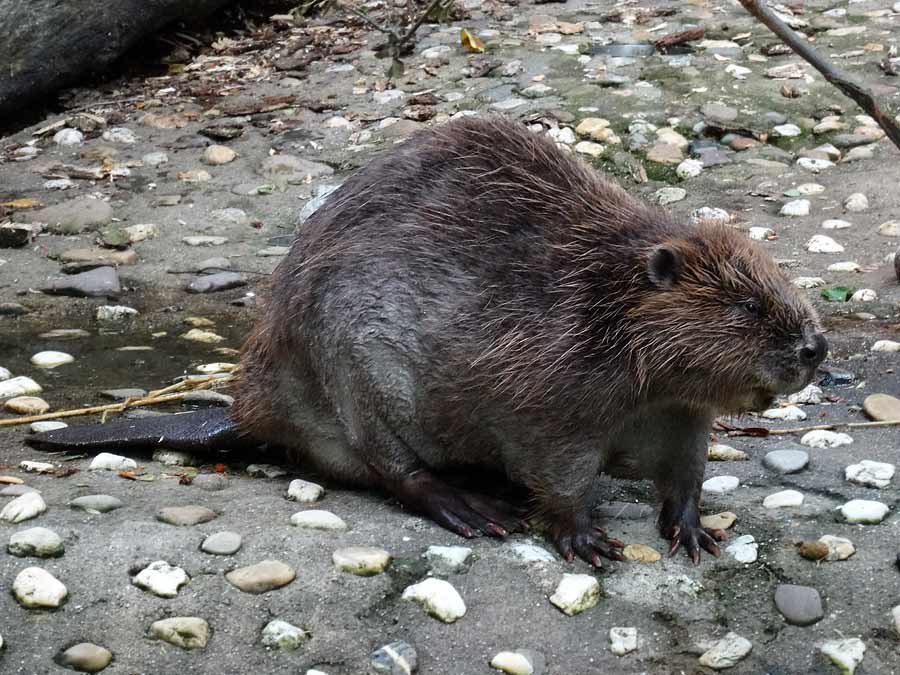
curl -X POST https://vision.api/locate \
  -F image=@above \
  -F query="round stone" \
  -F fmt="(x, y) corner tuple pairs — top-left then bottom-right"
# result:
(8, 527), (64, 558)
(838, 499), (889, 524)
(54, 129), (84, 146)
(763, 489), (804, 508)
(700, 511), (737, 530)
(371, 640), (418, 674)
(425, 545), (472, 574)
(1, 491), (47, 523)
(30, 351), (74, 368)
(655, 187), (687, 205)
(863, 393), (900, 421)
(286, 478), (325, 502)
(774, 584), (824, 626)
(844, 193), (870, 211)
(872, 340), (900, 352)
(676, 158), (703, 178)
(402, 577), (467, 622)
(157, 505), (217, 526)
(290, 509), (347, 531)
(845, 460), (894, 488)
(805, 235), (844, 253)
(89, 453), (137, 471)
(4, 396), (50, 414)
(801, 430), (853, 448)
(708, 444), (747, 461)
(780, 199), (810, 216)
(149, 617), (209, 650)
(726, 535), (758, 563)
(699, 632), (753, 669)
(203, 144), (236, 165)
(13, 566), (68, 608)
(201, 531), (242, 555)
(788, 384), (823, 404)
(333, 546), (391, 575)
(57, 643), (113, 673)
(261, 619), (308, 651)
(133, 561), (189, 598)
(152, 449), (200, 467)
(818, 535), (856, 561)
(225, 559), (296, 593)
(763, 449), (809, 474)
(0, 376), (42, 398)
(820, 638), (865, 675)
(69, 495), (123, 514)
(193, 474), (229, 491)
(490, 651), (535, 674)
(549, 573), (599, 616)
(609, 627), (638, 656)
(31, 421), (67, 433)
(702, 476), (740, 494)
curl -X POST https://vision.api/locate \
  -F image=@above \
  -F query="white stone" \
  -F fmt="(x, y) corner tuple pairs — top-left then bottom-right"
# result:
(0, 366), (10, 380)
(30, 421), (67, 433)
(838, 499), (889, 524)
(290, 510), (347, 530)
(490, 651), (533, 675)
(725, 64), (751, 79)
(702, 475), (740, 494)
(133, 561), (189, 598)
(13, 567), (67, 608)
(708, 444), (747, 461)
(820, 638), (865, 675)
(892, 606), (900, 637)
(699, 632), (753, 670)
(7, 527), (64, 558)
(20, 461), (54, 473)
(549, 573), (599, 615)
(845, 460), (894, 488)
(373, 89), (406, 105)
(818, 535), (855, 561)
(725, 535), (758, 563)
(609, 627), (637, 656)
(89, 453), (137, 471)
(788, 384), (823, 404)
(0, 376), (42, 398)
(850, 289), (877, 302)
(877, 221), (900, 237)
(547, 126), (576, 145)
(872, 339), (900, 352)
(0, 492), (47, 523)
(794, 183), (825, 195)
(822, 219), (852, 229)
(691, 207), (730, 226)
(828, 261), (860, 272)
(402, 578), (466, 622)
(805, 235), (843, 253)
(574, 141), (604, 157)
(143, 151), (169, 166)
(286, 479), (324, 503)
(762, 405), (807, 421)
(30, 351), (74, 368)
(843, 193), (869, 212)
(261, 619), (308, 651)
(421, 45), (452, 59)
(801, 430), (853, 448)
(333, 547), (391, 575)
(425, 545), (472, 573)
(102, 127), (138, 144)
(773, 124), (802, 137)
(507, 542), (556, 562)
(797, 157), (833, 172)
(792, 277), (826, 289)
(655, 187), (686, 205)
(54, 129), (83, 146)
(749, 227), (775, 241)
(97, 305), (139, 322)
(763, 489), (804, 508)
(676, 159), (703, 178)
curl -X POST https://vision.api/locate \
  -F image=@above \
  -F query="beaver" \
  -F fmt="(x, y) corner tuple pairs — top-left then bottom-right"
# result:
(27, 115), (828, 565)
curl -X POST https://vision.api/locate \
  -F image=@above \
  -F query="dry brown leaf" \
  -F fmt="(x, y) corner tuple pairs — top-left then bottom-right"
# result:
(0, 198), (41, 209)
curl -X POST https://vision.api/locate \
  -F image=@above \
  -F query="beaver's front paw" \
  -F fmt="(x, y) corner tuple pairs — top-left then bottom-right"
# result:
(548, 512), (625, 567)
(661, 520), (727, 564)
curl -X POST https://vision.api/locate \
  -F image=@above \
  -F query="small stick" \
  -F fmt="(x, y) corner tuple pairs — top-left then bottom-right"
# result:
(0, 373), (236, 428)
(724, 418), (900, 437)
(738, 0), (900, 151)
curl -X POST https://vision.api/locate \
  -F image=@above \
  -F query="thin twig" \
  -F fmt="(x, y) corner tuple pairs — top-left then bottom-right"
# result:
(724, 418), (900, 437)
(344, 3), (393, 34)
(0, 373), (236, 428)
(398, 0), (445, 48)
(738, 0), (900, 151)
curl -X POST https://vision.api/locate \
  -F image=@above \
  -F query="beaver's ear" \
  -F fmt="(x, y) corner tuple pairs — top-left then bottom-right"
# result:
(647, 245), (682, 289)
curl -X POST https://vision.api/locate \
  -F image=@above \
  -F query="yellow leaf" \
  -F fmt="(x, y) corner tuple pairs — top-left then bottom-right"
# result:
(0, 198), (41, 209)
(460, 28), (485, 54)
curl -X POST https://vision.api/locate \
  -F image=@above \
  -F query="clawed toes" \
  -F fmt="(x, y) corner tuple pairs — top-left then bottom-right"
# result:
(665, 524), (724, 564)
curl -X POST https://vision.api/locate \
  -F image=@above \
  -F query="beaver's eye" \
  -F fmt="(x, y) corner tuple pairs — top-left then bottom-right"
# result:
(741, 300), (762, 318)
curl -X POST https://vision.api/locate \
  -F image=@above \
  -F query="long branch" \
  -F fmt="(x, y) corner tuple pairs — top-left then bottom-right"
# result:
(738, 0), (900, 151)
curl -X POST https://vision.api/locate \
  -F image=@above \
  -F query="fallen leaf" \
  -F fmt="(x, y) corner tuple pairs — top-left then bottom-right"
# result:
(119, 470), (156, 481)
(214, 463), (228, 474)
(460, 28), (485, 54)
(821, 286), (854, 302)
(0, 198), (41, 209)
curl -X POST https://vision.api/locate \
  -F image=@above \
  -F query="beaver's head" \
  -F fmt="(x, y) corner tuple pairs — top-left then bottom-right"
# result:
(630, 224), (827, 412)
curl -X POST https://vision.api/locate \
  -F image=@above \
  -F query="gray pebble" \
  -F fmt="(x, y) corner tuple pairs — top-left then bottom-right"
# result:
(42, 267), (121, 298)
(8, 526), (64, 558)
(763, 449), (809, 474)
(192, 474), (229, 491)
(774, 584), (824, 626)
(56, 642), (112, 672)
(156, 505), (217, 526)
(201, 531), (242, 555)
(99, 388), (147, 401)
(70, 495), (123, 514)
(371, 640), (418, 674)
(185, 272), (246, 294)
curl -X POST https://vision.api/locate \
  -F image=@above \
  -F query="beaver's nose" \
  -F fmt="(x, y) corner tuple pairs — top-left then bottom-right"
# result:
(799, 332), (828, 367)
